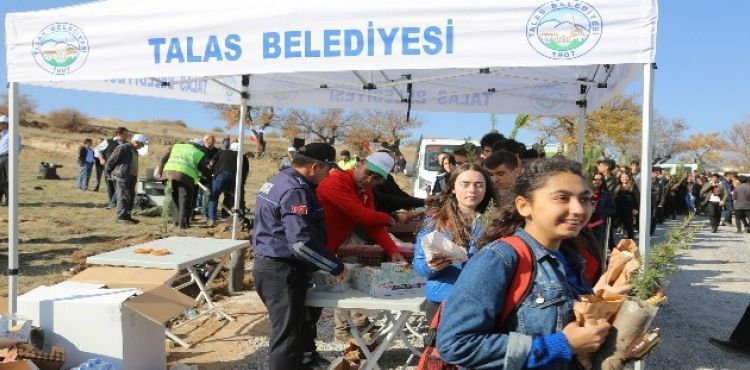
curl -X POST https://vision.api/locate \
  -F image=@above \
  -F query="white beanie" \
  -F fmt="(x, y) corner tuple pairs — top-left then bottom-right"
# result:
(229, 142), (240, 151)
(365, 152), (395, 178)
(132, 134), (148, 144)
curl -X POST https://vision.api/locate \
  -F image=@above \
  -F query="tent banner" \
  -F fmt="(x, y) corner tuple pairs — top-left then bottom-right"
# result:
(6, 0), (657, 82)
(29, 63), (642, 115)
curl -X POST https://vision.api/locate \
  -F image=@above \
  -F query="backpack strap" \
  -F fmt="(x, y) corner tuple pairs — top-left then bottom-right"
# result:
(498, 235), (536, 324)
(424, 236), (535, 347)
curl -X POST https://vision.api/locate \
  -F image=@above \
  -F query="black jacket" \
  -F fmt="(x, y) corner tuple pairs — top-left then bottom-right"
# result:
(77, 146), (91, 165)
(431, 172), (450, 196)
(105, 143), (137, 180)
(211, 149), (250, 185)
(374, 176), (425, 214)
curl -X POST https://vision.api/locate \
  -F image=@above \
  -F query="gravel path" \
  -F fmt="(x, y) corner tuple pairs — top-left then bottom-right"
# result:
(646, 216), (750, 370)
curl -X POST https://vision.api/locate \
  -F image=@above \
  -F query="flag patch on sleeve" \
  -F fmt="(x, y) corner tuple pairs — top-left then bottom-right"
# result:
(292, 205), (308, 215)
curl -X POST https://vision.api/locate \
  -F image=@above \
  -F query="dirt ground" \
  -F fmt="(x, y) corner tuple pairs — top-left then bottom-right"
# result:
(0, 116), (419, 368)
(167, 292), (272, 369)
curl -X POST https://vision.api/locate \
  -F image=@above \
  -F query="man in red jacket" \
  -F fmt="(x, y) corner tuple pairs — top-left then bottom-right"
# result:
(316, 151), (406, 341)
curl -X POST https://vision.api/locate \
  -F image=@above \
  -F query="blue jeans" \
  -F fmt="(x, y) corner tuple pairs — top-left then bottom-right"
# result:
(77, 163), (93, 190)
(207, 171), (242, 221)
(723, 200), (734, 223)
(686, 193), (696, 213)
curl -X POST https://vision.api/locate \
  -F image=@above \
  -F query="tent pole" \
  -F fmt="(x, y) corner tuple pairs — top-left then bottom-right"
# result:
(229, 75), (250, 292)
(7, 83), (20, 314)
(634, 63), (655, 370)
(576, 104), (586, 162)
(637, 63), (655, 272)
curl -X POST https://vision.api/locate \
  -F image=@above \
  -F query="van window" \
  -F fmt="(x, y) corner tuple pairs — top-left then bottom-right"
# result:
(424, 145), (462, 171)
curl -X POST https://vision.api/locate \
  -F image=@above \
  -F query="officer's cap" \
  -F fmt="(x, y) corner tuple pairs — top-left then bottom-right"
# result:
(299, 143), (339, 168)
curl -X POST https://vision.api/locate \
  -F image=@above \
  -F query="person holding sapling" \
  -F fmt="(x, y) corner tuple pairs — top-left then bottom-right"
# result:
(412, 164), (496, 324)
(437, 157), (611, 370)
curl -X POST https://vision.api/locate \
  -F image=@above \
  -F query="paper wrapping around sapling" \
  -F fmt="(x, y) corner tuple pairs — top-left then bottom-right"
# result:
(573, 291), (626, 370)
(421, 231), (468, 263)
(597, 239), (640, 289)
(593, 299), (659, 370)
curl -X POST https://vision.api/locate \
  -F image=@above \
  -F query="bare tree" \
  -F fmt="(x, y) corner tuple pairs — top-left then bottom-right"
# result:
(724, 116), (750, 171)
(650, 115), (688, 164)
(0, 93), (38, 123)
(278, 109), (357, 145)
(345, 111), (422, 157)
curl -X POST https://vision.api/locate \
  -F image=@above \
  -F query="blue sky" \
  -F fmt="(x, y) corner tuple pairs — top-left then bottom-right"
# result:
(2, 1), (749, 145)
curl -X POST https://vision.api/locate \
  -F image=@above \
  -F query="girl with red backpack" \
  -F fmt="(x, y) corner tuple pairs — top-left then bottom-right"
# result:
(436, 157), (612, 369)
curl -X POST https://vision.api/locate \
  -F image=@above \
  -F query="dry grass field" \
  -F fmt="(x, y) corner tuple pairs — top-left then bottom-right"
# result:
(0, 116), (417, 295)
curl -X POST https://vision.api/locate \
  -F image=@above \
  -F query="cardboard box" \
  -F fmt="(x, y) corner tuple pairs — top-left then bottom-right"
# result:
(0, 360), (40, 370)
(17, 267), (194, 370)
(338, 245), (415, 265)
(0, 315), (32, 349)
(350, 265), (425, 298)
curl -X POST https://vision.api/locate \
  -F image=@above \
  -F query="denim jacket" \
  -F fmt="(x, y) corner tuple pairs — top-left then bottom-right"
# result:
(412, 215), (482, 303)
(436, 228), (585, 370)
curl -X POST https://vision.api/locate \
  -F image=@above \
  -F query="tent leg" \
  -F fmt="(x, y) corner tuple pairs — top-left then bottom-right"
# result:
(7, 83), (20, 315)
(576, 104), (586, 162)
(637, 63), (655, 271)
(635, 63), (655, 370)
(229, 75), (250, 292)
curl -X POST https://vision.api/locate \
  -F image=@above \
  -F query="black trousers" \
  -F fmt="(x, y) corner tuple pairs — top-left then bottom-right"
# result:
(253, 257), (317, 370)
(115, 175), (136, 220)
(106, 179), (117, 207)
(730, 302), (750, 347)
(93, 162), (104, 191)
(0, 155), (7, 202)
(735, 209), (750, 231)
(619, 210), (635, 239)
(424, 300), (441, 327)
(708, 202), (722, 230)
(170, 180), (195, 227)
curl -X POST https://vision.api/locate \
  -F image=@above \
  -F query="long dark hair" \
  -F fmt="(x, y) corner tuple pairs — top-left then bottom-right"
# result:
(478, 157), (586, 247)
(430, 164), (495, 247)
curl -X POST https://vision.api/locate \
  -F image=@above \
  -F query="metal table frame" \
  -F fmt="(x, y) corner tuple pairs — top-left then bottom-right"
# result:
(87, 236), (251, 348)
(306, 288), (425, 370)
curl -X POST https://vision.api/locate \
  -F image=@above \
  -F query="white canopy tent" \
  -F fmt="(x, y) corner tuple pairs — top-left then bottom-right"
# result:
(5, 0), (658, 314)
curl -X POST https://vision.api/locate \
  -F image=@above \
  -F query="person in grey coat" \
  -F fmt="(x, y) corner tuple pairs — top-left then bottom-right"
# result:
(105, 134), (148, 224)
(732, 175), (750, 233)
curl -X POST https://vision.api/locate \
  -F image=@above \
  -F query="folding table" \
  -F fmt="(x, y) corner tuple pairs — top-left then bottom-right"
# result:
(87, 236), (251, 347)
(306, 288), (425, 370)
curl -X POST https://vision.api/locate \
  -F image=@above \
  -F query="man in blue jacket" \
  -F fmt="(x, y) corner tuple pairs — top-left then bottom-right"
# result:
(254, 142), (349, 370)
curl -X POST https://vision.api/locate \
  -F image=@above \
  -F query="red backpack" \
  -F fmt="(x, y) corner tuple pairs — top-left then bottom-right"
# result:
(417, 236), (536, 370)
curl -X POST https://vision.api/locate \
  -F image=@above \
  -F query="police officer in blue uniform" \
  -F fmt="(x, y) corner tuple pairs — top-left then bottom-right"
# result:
(253, 143), (349, 370)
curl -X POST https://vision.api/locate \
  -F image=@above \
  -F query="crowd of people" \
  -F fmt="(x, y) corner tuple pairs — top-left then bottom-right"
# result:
(75, 127), (248, 226)
(252, 130), (635, 370)
(11, 118), (749, 367)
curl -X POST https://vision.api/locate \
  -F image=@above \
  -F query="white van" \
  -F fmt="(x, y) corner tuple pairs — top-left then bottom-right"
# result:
(411, 137), (479, 198)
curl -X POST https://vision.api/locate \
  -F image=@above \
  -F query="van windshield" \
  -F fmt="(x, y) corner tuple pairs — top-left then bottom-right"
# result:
(423, 144), (463, 171)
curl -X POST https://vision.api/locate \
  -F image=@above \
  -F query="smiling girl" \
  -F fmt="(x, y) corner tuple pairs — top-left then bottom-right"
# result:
(413, 164), (496, 323)
(436, 157), (611, 369)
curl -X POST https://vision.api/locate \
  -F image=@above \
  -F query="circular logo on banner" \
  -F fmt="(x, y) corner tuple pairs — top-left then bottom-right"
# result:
(527, 1), (602, 60)
(31, 23), (89, 75)
(530, 84), (566, 112)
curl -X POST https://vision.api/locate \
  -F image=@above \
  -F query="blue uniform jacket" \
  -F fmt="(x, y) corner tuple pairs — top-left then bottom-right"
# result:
(412, 215), (481, 303)
(254, 168), (344, 275)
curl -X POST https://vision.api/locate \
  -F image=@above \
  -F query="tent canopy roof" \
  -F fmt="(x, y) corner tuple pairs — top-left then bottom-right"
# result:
(5, 0), (657, 114)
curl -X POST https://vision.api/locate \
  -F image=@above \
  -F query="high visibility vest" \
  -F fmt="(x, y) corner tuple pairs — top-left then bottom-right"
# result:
(163, 144), (205, 182)
(338, 158), (357, 170)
